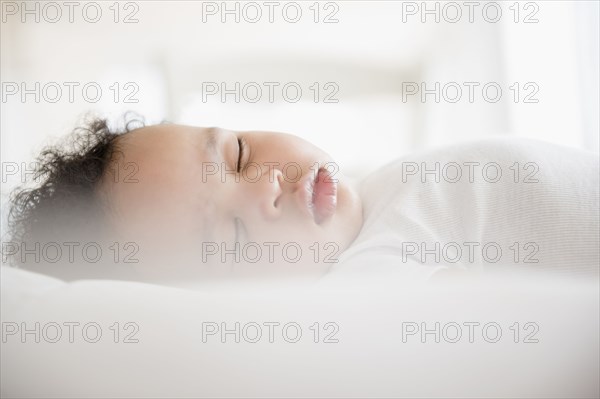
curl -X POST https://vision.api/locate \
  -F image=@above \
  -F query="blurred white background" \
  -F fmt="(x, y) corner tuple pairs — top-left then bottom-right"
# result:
(1, 0), (598, 191)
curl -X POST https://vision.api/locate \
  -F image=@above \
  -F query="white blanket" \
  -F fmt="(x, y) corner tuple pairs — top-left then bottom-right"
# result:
(332, 138), (599, 281)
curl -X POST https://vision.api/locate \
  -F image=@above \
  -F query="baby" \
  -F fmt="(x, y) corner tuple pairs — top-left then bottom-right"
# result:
(5, 118), (599, 284)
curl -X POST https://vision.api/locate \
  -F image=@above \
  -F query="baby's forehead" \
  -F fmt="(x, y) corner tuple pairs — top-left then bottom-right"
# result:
(117, 125), (206, 157)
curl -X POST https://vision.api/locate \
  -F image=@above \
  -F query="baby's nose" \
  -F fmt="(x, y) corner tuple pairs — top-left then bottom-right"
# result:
(259, 169), (284, 221)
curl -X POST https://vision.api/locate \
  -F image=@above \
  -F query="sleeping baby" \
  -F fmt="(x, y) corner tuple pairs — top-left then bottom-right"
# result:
(5, 119), (599, 284)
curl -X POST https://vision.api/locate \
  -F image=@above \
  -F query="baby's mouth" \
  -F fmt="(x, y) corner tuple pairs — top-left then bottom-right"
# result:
(311, 167), (338, 224)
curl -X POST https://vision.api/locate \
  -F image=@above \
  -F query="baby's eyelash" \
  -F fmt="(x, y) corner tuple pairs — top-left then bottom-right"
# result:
(236, 137), (246, 173)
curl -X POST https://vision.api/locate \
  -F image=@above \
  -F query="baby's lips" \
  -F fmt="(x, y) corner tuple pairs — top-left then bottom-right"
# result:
(313, 168), (337, 224)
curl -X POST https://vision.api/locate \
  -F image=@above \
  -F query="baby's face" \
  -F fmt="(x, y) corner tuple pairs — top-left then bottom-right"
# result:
(100, 124), (363, 281)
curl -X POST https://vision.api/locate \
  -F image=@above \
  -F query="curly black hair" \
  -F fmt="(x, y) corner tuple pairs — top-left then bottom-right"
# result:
(4, 116), (143, 279)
